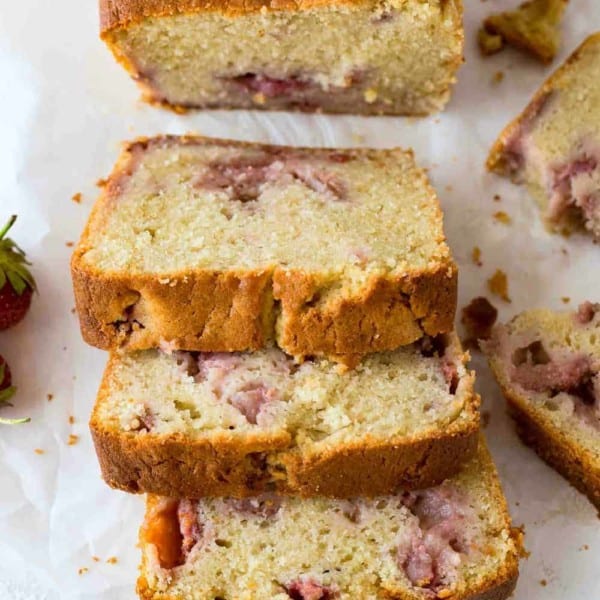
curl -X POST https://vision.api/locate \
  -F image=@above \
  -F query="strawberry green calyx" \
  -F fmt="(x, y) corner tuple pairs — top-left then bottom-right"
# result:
(0, 359), (29, 425)
(0, 215), (36, 296)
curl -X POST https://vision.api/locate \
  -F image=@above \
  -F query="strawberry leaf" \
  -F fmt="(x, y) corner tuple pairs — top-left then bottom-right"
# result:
(0, 215), (36, 294)
(0, 385), (16, 405)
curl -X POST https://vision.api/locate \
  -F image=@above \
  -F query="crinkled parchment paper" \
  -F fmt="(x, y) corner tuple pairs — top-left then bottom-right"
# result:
(0, 0), (598, 598)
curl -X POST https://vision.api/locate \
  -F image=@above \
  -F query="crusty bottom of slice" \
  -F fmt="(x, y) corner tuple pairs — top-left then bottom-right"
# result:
(483, 303), (600, 511)
(507, 393), (600, 511)
(137, 439), (521, 600)
(91, 334), (480, 498)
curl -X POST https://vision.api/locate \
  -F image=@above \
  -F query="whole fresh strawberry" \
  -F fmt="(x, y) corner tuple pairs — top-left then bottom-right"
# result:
(0, 354), (28, 425)
(0, 215), (36, 330)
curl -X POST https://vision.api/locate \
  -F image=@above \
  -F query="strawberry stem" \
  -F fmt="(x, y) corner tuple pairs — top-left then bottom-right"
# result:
(0, 215), (17, 240)
(0, 416), (30, 425)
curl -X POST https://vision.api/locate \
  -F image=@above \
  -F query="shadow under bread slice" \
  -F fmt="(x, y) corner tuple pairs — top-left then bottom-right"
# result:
(483, 302), (600, 510)
(90, 333), (479, 498)
(137, 439), (521, 600)
(71, 135), (457, 367)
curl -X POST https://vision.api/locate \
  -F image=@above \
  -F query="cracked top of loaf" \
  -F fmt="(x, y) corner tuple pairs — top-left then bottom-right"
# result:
(76, 136), (452, 281)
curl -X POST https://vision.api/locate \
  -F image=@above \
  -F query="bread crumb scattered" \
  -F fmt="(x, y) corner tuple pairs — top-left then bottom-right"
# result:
(68, 434), (79, 446)
(493, 211), (512, 224)
(580, 544), (589, 551)
(34, 448), (45, 455)
(472, 246), (483, 267)
(478, 28), (504, 55)
(461, 297), (498, 346)
(493, 70), (505, 84)
(65, 241), (74, 247)
(540, 579), (547, 587)
(71, 193), (82, 204)
(107, 556), (118, 565)
(561, 297), (570, 304)
(479, 0), (567, 64)
(92, 556), (100, 563)
(69, 416), (75, 425)
(481, 411), (491, 428)
(445, 185), (453, 192)
(96, 177), (109, 188)
(47, 393), (54, 402)
(493, 194), (501, 202)
(78, 567), (89, 576)
(71, 307), (76, 314)
(488, 269), (511, 302)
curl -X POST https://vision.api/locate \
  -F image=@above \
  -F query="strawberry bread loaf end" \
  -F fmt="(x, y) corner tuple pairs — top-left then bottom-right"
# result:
(71, 136), (457, 364)
(99, 0), (464, 115)
(488, 32), (600, 241)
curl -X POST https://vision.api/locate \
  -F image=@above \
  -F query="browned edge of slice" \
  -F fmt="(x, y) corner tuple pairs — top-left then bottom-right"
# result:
(487, 31), (600, 175)
(500, 383), (600, 511)
(90, 351), (480, 497)
(72, 135), (457, 363)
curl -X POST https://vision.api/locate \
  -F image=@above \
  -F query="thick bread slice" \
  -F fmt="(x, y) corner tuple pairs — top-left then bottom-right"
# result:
(72, 135), (457, 364)
(483, 302), (600, 510)
(487, 32), (600, 240)
(91, 333), (479, 497)
(99, 0), (463, 116)
(136, 440), (521, 600)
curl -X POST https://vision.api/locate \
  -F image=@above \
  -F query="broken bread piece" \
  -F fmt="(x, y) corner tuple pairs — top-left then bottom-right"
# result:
(487, 32), (600, 241)
(71, 136), (457, 364)
(483, 302), (600, 509)
(99, 0), (464, 115)
(479, 0), (568, 64)
(137, 441), (521, 600)
(91, 333), (479, 498)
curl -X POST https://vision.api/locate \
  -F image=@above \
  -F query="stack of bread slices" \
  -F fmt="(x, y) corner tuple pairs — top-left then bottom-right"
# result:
(71, 135), (522, 599)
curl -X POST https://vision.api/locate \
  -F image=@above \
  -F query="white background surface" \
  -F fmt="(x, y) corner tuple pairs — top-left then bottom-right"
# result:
(0, 0), (598, 598)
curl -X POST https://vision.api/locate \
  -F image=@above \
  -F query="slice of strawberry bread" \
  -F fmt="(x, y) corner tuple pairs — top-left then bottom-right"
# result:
(71, 136), (457, 364)
(488, 32), (600, 240)
(137, 441), (521, 600)
(100, 0), (464, 115)
(483, 302), (600, 509)
(91, 333), (479, 498)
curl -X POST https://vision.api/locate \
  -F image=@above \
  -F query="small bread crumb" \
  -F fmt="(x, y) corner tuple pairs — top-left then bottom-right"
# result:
(65, 241), (74, 247)
(92, 556), (100, 563)
(493, 211), (512, 225)
(78, 568), (89, 576)
(472, 246), (483, 267)
(71, 193), (82, 204)
(96, 177), (109, 188)
(67, 434), (79, 446)
(481, 411), (491, 428)
(561, 297), (570, 304)
(493, 70), (505, 84)
(493, 194), (501, 202)
(540, 579), (547, 587)
(461, 297), (498, 345)
(47, 393), (54, 402)
(71, 307), (76, 314)
(69, 416), (75, 425)
(34, 448), (45, 455)
(488, 269), (511, 302)
(478, 28), (504, 55)
(106, 556), (118, 565)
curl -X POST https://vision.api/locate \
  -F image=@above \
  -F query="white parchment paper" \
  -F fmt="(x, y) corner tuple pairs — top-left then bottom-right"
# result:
(0, 0), (598, 598)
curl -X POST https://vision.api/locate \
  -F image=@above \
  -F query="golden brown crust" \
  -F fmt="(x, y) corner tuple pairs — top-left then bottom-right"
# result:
(72, 135), (458, 363)
(90, 347), (480, 497)
(502, 387), (600, 511)
(487, 31), (600, 174)
(100, 0), (460, 33)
